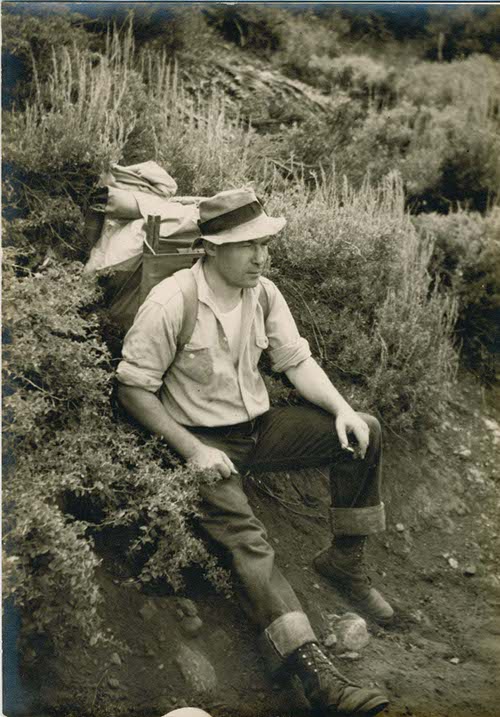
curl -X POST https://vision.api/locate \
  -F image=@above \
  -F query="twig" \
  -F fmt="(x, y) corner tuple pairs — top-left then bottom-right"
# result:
(251, 477), (327, 520)
(91, 666), (110, 710)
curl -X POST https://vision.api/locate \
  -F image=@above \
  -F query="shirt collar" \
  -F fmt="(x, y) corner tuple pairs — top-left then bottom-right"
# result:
(191, 258), (258, 316)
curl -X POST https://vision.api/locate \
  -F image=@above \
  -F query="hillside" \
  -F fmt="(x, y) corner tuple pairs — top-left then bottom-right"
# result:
(2, 5), (500, 717)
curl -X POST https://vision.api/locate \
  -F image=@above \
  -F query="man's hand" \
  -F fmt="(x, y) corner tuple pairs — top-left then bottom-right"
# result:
(187, 444), (239, 479)
(335, 411), (370, 459)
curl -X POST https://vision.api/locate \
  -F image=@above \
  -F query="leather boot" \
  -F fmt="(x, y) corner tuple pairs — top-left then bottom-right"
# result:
(313, 536), (394, 624)
(288, 641), (388, 715)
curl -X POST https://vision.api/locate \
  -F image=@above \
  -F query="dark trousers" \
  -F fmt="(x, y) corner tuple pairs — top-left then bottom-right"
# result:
(187, 403), (385, 663)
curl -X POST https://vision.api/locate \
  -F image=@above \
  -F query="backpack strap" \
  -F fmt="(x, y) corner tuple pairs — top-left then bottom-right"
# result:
(258, 281), (270, 322)
(173, 271), (271, 350)
(173, 268), (198, 350)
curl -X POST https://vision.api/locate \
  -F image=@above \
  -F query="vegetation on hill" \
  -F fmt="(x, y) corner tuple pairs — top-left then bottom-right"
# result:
(2, 3), (499, 653)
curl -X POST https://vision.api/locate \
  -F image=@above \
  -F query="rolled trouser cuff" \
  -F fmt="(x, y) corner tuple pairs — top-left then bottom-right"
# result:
(330, 502), (386, 535)
(259, 611), (317, 674)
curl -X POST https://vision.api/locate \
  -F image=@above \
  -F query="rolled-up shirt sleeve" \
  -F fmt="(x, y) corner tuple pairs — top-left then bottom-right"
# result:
(115, 291), (183, 392)
(264, 281), (311, 373)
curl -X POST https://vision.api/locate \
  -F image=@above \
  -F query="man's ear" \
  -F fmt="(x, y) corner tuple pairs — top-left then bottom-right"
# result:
(202, 239), (217, 257)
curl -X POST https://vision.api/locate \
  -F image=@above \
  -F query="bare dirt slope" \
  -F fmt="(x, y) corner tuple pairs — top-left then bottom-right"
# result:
(20, 376), (500, 717)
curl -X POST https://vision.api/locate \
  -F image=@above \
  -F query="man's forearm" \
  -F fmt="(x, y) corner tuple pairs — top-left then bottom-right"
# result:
(117, 384), (202, 459)
(285, 357), (355, 417)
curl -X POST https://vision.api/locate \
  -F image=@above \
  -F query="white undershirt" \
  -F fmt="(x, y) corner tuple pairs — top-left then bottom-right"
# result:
(218, 300), (243, 366)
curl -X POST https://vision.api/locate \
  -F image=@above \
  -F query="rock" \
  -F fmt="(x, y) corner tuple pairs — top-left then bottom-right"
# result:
(450, 657), (460, 665)
(425, 435), (441, 456)
(448, 557), (459, 569)
(338, 651), (361, 661)
(110, 652), (122, 666)
(467, 466), (485, 484)
(177, 598), (198, 617)
(175, 643), (217, 694)
(210, 628), (232, 652)
(395, 523), (405, 533)
(181, 616), (203, 637)
(108, 677), (121, 689)
(313, 583), (321, 590)
(324, 633), (337, 648)
(464, 565), (477, 576)
(139, 599), (158, 621)
(482, 417), (500, 442)
(336, 613), (370, 653)
(455, 447), (472, 458)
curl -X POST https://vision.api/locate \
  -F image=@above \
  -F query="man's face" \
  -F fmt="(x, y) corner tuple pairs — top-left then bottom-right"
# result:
(210, 236), (271, 288)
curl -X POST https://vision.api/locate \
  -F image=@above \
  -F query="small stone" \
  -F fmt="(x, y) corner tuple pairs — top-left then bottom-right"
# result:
(336, 614), (369, 653)
(450, 657), (460, 665)
(175, 643), (217, 693)
(108, 677), (120, 689)
(177, 598), (198, 617)
(324, 633), (337, 648)
(448, 557), (459, 569)
(139, 600), (158, 621)
(395, 523), (405, 533)
(426, 435), (440, 455)
(110, 652), (122, 666)
(313, 583), (321, 590)
(443, 552), (450, 559)
(464, 565), (477, 576)
(158, 663), (164, 670)
(455, 447), (472, 458)
(181, 616), (203, 637)
(338, 651), (361, 660)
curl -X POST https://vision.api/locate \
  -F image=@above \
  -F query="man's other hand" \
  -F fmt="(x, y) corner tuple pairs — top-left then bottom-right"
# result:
(335, 411), (370, 459)
(187, 445), (239, 479)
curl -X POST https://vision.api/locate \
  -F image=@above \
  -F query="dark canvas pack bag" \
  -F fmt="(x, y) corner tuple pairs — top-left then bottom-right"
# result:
(105, 215), (204, 337)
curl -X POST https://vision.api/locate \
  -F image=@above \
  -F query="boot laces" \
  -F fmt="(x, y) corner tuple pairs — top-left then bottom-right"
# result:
(295, 642), (350, 686)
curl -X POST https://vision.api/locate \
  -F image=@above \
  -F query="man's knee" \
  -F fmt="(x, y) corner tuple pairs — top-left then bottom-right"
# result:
(358, 412), (382, 457)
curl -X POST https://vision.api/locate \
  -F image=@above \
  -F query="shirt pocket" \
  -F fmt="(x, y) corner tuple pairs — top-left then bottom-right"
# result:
(177, 342), (215, 384)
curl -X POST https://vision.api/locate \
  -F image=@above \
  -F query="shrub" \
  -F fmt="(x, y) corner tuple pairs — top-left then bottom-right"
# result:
(122, 50), (279, 196)
(343, 100), (500, 212)
(414, 209), (500, 383)
(204, 5), (288, 53)
(307, 54), (396, 104)
(266, 172), (458, 430)
(1, 10), (96, 106)
(397, 55), (500, 116)
(276, 12), (340, 83)
(3, 257), (228, 647)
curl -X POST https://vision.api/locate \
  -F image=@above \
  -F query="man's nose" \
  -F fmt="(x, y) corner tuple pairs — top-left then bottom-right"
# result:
(253, 245), (267, 264)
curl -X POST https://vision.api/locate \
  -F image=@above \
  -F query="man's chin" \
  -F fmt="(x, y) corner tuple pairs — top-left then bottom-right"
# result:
(244, 274), (261, 287)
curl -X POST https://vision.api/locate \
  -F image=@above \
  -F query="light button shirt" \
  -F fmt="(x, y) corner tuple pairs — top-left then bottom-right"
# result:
(116, 259), (311, 427)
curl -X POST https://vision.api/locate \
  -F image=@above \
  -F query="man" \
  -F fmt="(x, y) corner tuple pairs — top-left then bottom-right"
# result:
(116, 188), (393, 716)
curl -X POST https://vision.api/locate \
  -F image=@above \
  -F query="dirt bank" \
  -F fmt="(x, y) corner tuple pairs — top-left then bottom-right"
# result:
(17, 376), (500, 717)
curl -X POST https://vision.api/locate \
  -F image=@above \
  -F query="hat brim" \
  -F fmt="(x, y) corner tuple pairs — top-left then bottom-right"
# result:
(193, 215), (286, 249)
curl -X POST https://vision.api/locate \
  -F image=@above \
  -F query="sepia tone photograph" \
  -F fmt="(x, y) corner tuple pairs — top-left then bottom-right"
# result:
(2, 2), (499, 717)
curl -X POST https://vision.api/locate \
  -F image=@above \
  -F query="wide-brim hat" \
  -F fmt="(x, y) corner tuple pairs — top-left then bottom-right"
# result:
(192, 188), (286, 249)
